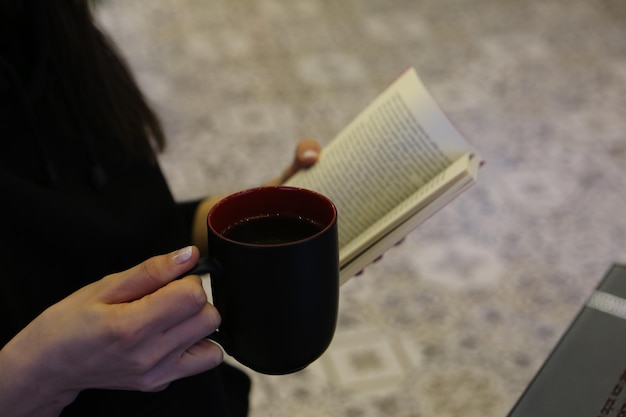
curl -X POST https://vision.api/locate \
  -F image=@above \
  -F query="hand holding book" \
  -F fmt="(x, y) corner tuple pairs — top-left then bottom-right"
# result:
(285, 67), (483, 285)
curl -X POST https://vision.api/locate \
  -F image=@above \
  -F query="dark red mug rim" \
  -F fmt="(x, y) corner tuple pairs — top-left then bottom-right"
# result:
(207, 186), (337, 246)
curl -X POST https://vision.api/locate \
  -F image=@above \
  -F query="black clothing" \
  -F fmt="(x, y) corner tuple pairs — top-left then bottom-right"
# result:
(63, 365), (251, 417)
(0, 129), (251, 416)
(0, 24), (250, 417)
(0, 115), (251, 417)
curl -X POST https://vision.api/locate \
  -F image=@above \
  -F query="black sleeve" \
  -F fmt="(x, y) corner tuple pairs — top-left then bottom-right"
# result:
(177, 199), (202, 244)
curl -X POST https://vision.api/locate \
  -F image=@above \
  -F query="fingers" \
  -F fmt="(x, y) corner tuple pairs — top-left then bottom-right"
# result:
(130, 303), (223, 389)
(170, 339), (224, 380)
(99, 253), (222, 389)
(97, 245), (221, 357)
(100, 246), (200, 304)
(295, 138), (321, 168)
(22, 247), (224, 395)
(158, 301), (221, 349)
(280, 139), (321, 183)
(129, 275), (218, 335)
(139, 339), (224, 391)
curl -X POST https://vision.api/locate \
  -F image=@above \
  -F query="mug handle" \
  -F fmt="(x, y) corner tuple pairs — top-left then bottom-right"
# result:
(185, 256), (220, 276)
(180, 257), (234, 354)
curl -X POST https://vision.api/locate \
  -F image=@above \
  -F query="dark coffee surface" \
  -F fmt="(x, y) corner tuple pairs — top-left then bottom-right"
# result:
(223, 215), (323, 245)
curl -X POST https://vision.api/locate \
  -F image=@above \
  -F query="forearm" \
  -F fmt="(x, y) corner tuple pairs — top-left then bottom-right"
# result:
(0, 338), (76, 417)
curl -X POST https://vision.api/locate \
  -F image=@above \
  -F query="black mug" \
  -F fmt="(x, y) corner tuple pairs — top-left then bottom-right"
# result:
(190, 186), (339, 375)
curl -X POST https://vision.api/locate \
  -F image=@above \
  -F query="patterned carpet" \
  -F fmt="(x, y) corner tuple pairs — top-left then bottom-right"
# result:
(97, 1), (626, 416)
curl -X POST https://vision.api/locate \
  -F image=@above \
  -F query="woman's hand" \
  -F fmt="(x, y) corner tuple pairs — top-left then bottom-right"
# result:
(192, 139), (321, 254)
(0, 246), (222, 417)
(264, 138), (321, 186)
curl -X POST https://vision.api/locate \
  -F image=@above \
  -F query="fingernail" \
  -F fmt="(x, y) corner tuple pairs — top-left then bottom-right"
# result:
(173, 246), (193, 265)
(302, 149), (319, 161)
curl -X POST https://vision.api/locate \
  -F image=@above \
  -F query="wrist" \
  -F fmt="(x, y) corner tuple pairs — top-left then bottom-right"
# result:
(0, 337), (78, 417)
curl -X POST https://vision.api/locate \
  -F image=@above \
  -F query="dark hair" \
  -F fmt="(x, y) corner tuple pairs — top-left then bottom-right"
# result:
(0, 0), (165, 162)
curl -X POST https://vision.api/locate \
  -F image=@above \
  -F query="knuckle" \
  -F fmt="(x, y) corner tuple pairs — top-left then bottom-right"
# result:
(102, 316), (136, 343)
(121, 345), (163, 377)
(143, 383), (170, 393)
(205, 304), (222, 331)
(177, 277), (209, 309)
(97, 319), (163, 376)
(140, 259), (165, 287)
(98, 311), (145, 352)
(129, 354), (161, 376)
(134, 372), (170, 392)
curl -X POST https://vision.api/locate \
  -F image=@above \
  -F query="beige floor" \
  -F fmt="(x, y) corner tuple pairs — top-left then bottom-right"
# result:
(97, 1), (626, 416)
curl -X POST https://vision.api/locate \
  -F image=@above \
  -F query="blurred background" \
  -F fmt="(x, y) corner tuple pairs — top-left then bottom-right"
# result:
(96, 1), (626, 416)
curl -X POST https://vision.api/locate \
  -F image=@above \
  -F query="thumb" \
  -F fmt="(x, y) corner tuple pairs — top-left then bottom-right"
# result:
(295, 138), (321, 168)
(280, 139), (321, 182)
(100, 246), (200, 304)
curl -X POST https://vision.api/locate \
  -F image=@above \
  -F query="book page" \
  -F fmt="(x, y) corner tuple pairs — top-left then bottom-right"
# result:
(286, 68), (476, 249)
(338, 154), (479, 284)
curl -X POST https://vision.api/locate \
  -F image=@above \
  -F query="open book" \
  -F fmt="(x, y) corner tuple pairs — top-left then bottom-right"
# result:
(285, 67), (482, 286)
